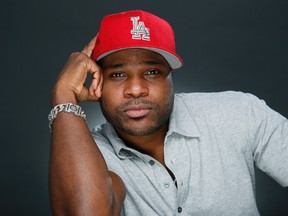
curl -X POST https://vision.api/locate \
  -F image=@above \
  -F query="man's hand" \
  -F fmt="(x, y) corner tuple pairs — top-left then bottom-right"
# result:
(51, 35), (103, 106)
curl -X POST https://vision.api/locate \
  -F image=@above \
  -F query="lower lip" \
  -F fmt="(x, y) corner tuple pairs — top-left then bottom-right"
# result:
(125, 109), (150, 118)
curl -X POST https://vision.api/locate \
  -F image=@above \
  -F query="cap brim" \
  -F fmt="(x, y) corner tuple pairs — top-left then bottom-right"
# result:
(96, 47), (183, 70)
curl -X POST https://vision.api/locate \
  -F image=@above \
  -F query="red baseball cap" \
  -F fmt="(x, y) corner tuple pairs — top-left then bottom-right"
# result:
(92, 10), (183, 69)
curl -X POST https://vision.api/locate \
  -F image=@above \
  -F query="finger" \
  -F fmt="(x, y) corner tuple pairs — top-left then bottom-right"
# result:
(89, 75), (99, 96)
(87, 93), (101, 102)
(89, 70), (102, 96)
(95, 71), (103, 98)
(87, 74), (102, 101)
(85, 56), (101, 76)
(89, 82), (95, 97)
(82, 34), (98, 57)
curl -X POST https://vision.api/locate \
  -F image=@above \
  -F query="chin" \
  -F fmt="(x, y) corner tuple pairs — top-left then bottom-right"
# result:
(119, 118), (165, 136)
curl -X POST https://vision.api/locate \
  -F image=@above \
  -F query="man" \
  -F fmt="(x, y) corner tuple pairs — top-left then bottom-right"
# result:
(48, 10), (288, 215)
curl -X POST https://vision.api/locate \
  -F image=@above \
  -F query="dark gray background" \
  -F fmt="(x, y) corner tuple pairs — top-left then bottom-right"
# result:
(1, 0), (287, 215)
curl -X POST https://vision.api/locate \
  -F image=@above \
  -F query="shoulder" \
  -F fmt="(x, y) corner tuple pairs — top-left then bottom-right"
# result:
(91, 123), (117, 158)
(91, 124), (111, 147)
(91, 123), (128, 172)
(173, 91), (270, 130)
(175, 91), (264, 113)
(175, 90), (260, 104)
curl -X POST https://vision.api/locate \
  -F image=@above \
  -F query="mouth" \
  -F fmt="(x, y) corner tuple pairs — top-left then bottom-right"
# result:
(124, 105), (152, 118)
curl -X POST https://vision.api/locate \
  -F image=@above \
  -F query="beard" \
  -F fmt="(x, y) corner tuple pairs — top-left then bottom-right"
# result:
(100, 97), (174, 136)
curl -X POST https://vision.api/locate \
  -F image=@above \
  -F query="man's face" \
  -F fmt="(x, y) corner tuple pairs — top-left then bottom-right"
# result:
(99, 48), (174, 137)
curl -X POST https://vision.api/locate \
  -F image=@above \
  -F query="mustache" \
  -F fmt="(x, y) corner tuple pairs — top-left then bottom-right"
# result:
(119, 98), (157, 109)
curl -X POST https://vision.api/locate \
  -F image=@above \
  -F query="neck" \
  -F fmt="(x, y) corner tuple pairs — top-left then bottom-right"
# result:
(115, 123), (168, 163)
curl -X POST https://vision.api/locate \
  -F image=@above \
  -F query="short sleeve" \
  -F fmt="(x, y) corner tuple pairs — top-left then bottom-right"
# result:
(246, 93), (288, 187)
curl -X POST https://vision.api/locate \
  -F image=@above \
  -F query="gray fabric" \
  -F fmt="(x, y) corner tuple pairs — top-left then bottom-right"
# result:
(91, 91), (288, 216)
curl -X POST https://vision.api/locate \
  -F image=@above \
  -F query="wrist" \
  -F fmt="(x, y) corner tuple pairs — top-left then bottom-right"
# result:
(51, 85), (77, 107)
(48, 102), (87, 131)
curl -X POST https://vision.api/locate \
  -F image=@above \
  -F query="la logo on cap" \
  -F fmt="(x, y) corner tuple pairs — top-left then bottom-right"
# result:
(130, 16), (150, 41)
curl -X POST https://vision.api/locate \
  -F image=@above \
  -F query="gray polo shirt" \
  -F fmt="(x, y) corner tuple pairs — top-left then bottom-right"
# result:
(92, 91), (288, 216)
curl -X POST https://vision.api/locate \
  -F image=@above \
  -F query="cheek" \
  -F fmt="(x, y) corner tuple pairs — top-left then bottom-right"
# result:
(160, 84), (174, 108)
(155, 80), (174, 101)
(101, 83), (122, 107)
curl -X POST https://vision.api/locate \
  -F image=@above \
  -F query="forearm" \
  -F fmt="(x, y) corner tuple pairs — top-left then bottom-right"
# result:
(49, 111), (116, 216)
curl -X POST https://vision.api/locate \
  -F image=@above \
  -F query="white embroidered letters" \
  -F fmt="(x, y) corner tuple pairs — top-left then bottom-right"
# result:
(130, 16), (150, 41)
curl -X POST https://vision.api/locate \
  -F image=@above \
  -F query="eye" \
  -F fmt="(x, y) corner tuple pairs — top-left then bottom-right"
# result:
(109, 72), (126, 78)
(145, 69), (160, 76)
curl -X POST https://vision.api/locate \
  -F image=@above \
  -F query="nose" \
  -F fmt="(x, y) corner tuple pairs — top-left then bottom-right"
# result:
(123, 76), (149, 98)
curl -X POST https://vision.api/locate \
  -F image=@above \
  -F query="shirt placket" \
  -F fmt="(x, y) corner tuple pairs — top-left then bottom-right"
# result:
(165, 135), (192, 215)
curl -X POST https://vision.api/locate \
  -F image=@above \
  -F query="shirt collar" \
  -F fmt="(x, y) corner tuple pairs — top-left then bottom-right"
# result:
(168, 94), (200, 138)
(103, 122), (133, 159)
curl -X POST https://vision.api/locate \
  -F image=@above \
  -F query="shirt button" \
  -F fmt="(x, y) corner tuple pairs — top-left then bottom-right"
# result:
(149, 160), (155, 165)
(164, 182), (170, 188)
(178, 207), (182, 213)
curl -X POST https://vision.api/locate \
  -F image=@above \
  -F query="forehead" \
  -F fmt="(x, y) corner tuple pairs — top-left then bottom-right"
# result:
(99, 48), (171, 68)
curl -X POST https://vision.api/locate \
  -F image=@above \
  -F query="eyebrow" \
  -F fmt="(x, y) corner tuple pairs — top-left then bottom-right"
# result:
(103, 60), (166, 70)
